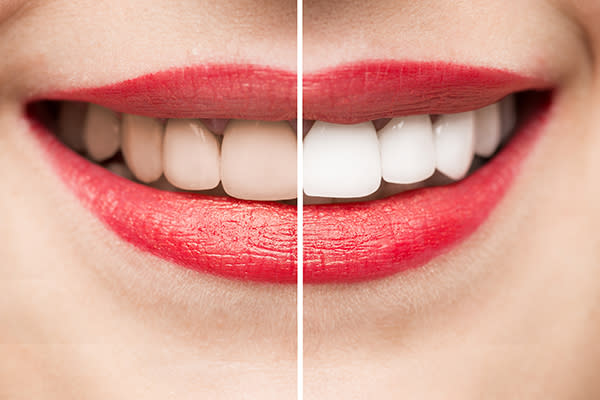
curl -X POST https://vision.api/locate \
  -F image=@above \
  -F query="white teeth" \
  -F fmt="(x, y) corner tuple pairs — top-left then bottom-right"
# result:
(500, 95), (517, 141)
(58, 102), (87, 152)
(121, 114), (164, 183)
(474, 103), (501, 157)
(378, 115), (436, 184)
(221, 120), (296, 201)
(163, 119), (220, 191)
(83, 104), (121, 162)
(62, 93), (517, 202)
(433, 111), (476, 180)
(303, 121), (381, 198)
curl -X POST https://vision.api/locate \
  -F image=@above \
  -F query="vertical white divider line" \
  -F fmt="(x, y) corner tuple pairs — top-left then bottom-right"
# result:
(296, 0), (303, 397)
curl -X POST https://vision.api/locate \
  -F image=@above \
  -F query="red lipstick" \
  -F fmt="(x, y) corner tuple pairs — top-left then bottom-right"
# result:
(30, 64), (298, 283)
(27, 62), (551, 284)
(302, 61), (551, 283)
(303, 97), (550, 283)
(304, 61), (546, 123)
(43, 65), (297, 121)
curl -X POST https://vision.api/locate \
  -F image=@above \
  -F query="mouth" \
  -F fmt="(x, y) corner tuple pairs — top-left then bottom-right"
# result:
(26, 65), (298, 284)
(25, 61), (551, 285)
(302, 61), (552, 283)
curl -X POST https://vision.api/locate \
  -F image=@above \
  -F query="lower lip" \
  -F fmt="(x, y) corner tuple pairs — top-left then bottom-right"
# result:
(303, 94), (551, 283)
(29, 94), (550, 285)
(30, 120), (298, 283)
(27, 62), (550, 285)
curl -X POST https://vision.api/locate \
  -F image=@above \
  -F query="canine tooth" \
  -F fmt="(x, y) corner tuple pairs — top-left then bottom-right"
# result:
(474, 103), (501, 157)
(433, 111), (475, 180)
(83, 104), (120, 161)
(500, 95), (517, 141)
(163, 119), (220, 191)
(58, 102), (87, 151)
(378, 115), (435, 184)
(304, 121), (381, 198)
(221, 120), (296, 201)
(121, 114), (164, 183)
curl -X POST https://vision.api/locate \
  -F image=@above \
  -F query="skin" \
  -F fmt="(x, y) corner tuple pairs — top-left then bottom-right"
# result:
(0, 1), (296, 399)
(1, 0), (600, 399)
(304, 1), (600, 398)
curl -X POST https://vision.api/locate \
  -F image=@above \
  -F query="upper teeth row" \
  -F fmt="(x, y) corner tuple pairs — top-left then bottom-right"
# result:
(57, 96), (515, 202)
(303, 96), (516, 198)
(58, 103), (298, 201)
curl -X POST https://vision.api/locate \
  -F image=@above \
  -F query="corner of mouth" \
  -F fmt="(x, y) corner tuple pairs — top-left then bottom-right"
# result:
(21, 61), (555, 285)
(301, 62), (554, 283)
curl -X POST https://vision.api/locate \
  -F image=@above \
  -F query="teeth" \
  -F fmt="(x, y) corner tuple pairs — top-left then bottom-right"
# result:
(83, 104), (121, 162)
(433, 111), (476, 180)
(58, 102), (88, 152)
(304, 121), (381, 198)
(163, 119), (220, 191)
(221, 120), (296, 201)
(59, 93), (517, 203)
(121, 114), (164, 183)
(378, 115), (436, 184)
(474, 103), (501, 158)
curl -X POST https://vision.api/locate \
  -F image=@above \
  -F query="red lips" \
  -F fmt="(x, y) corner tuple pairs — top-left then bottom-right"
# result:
(303, 95), (550, 282)
(45, 65), (297, 121)
(28, 62), (551, 284)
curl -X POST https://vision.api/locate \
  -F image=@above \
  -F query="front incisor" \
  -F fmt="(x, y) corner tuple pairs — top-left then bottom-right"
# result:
(221, 120), (297, 201)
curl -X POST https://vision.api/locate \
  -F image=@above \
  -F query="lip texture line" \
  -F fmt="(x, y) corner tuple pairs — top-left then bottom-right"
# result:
(29, 62), (550, 284)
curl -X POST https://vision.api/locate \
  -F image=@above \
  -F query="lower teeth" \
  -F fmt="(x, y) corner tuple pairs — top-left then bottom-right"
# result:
(36, 93), (520, 204)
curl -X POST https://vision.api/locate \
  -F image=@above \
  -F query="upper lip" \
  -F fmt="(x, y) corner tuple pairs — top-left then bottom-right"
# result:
(31, 61), (551, 284)
(301, 61), (551, 283)
(42, 64), (298, 121)
(303, 60), (547, 123)
(39, 60), (547, 124)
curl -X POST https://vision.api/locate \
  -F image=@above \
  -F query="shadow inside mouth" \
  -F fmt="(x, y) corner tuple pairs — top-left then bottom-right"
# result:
(26, 100), (299, 206)
(302, 90), (552, 205)
(26, 90), (550, 208)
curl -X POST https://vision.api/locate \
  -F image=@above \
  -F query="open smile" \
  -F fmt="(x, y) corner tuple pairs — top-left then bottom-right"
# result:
(25, 61), (551, 284)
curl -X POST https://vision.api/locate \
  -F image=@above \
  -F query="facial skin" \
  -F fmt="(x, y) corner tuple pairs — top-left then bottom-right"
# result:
(2, 1), (600, 399)
(0, 1), (296, 399)
(304, 0), (600, 398)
